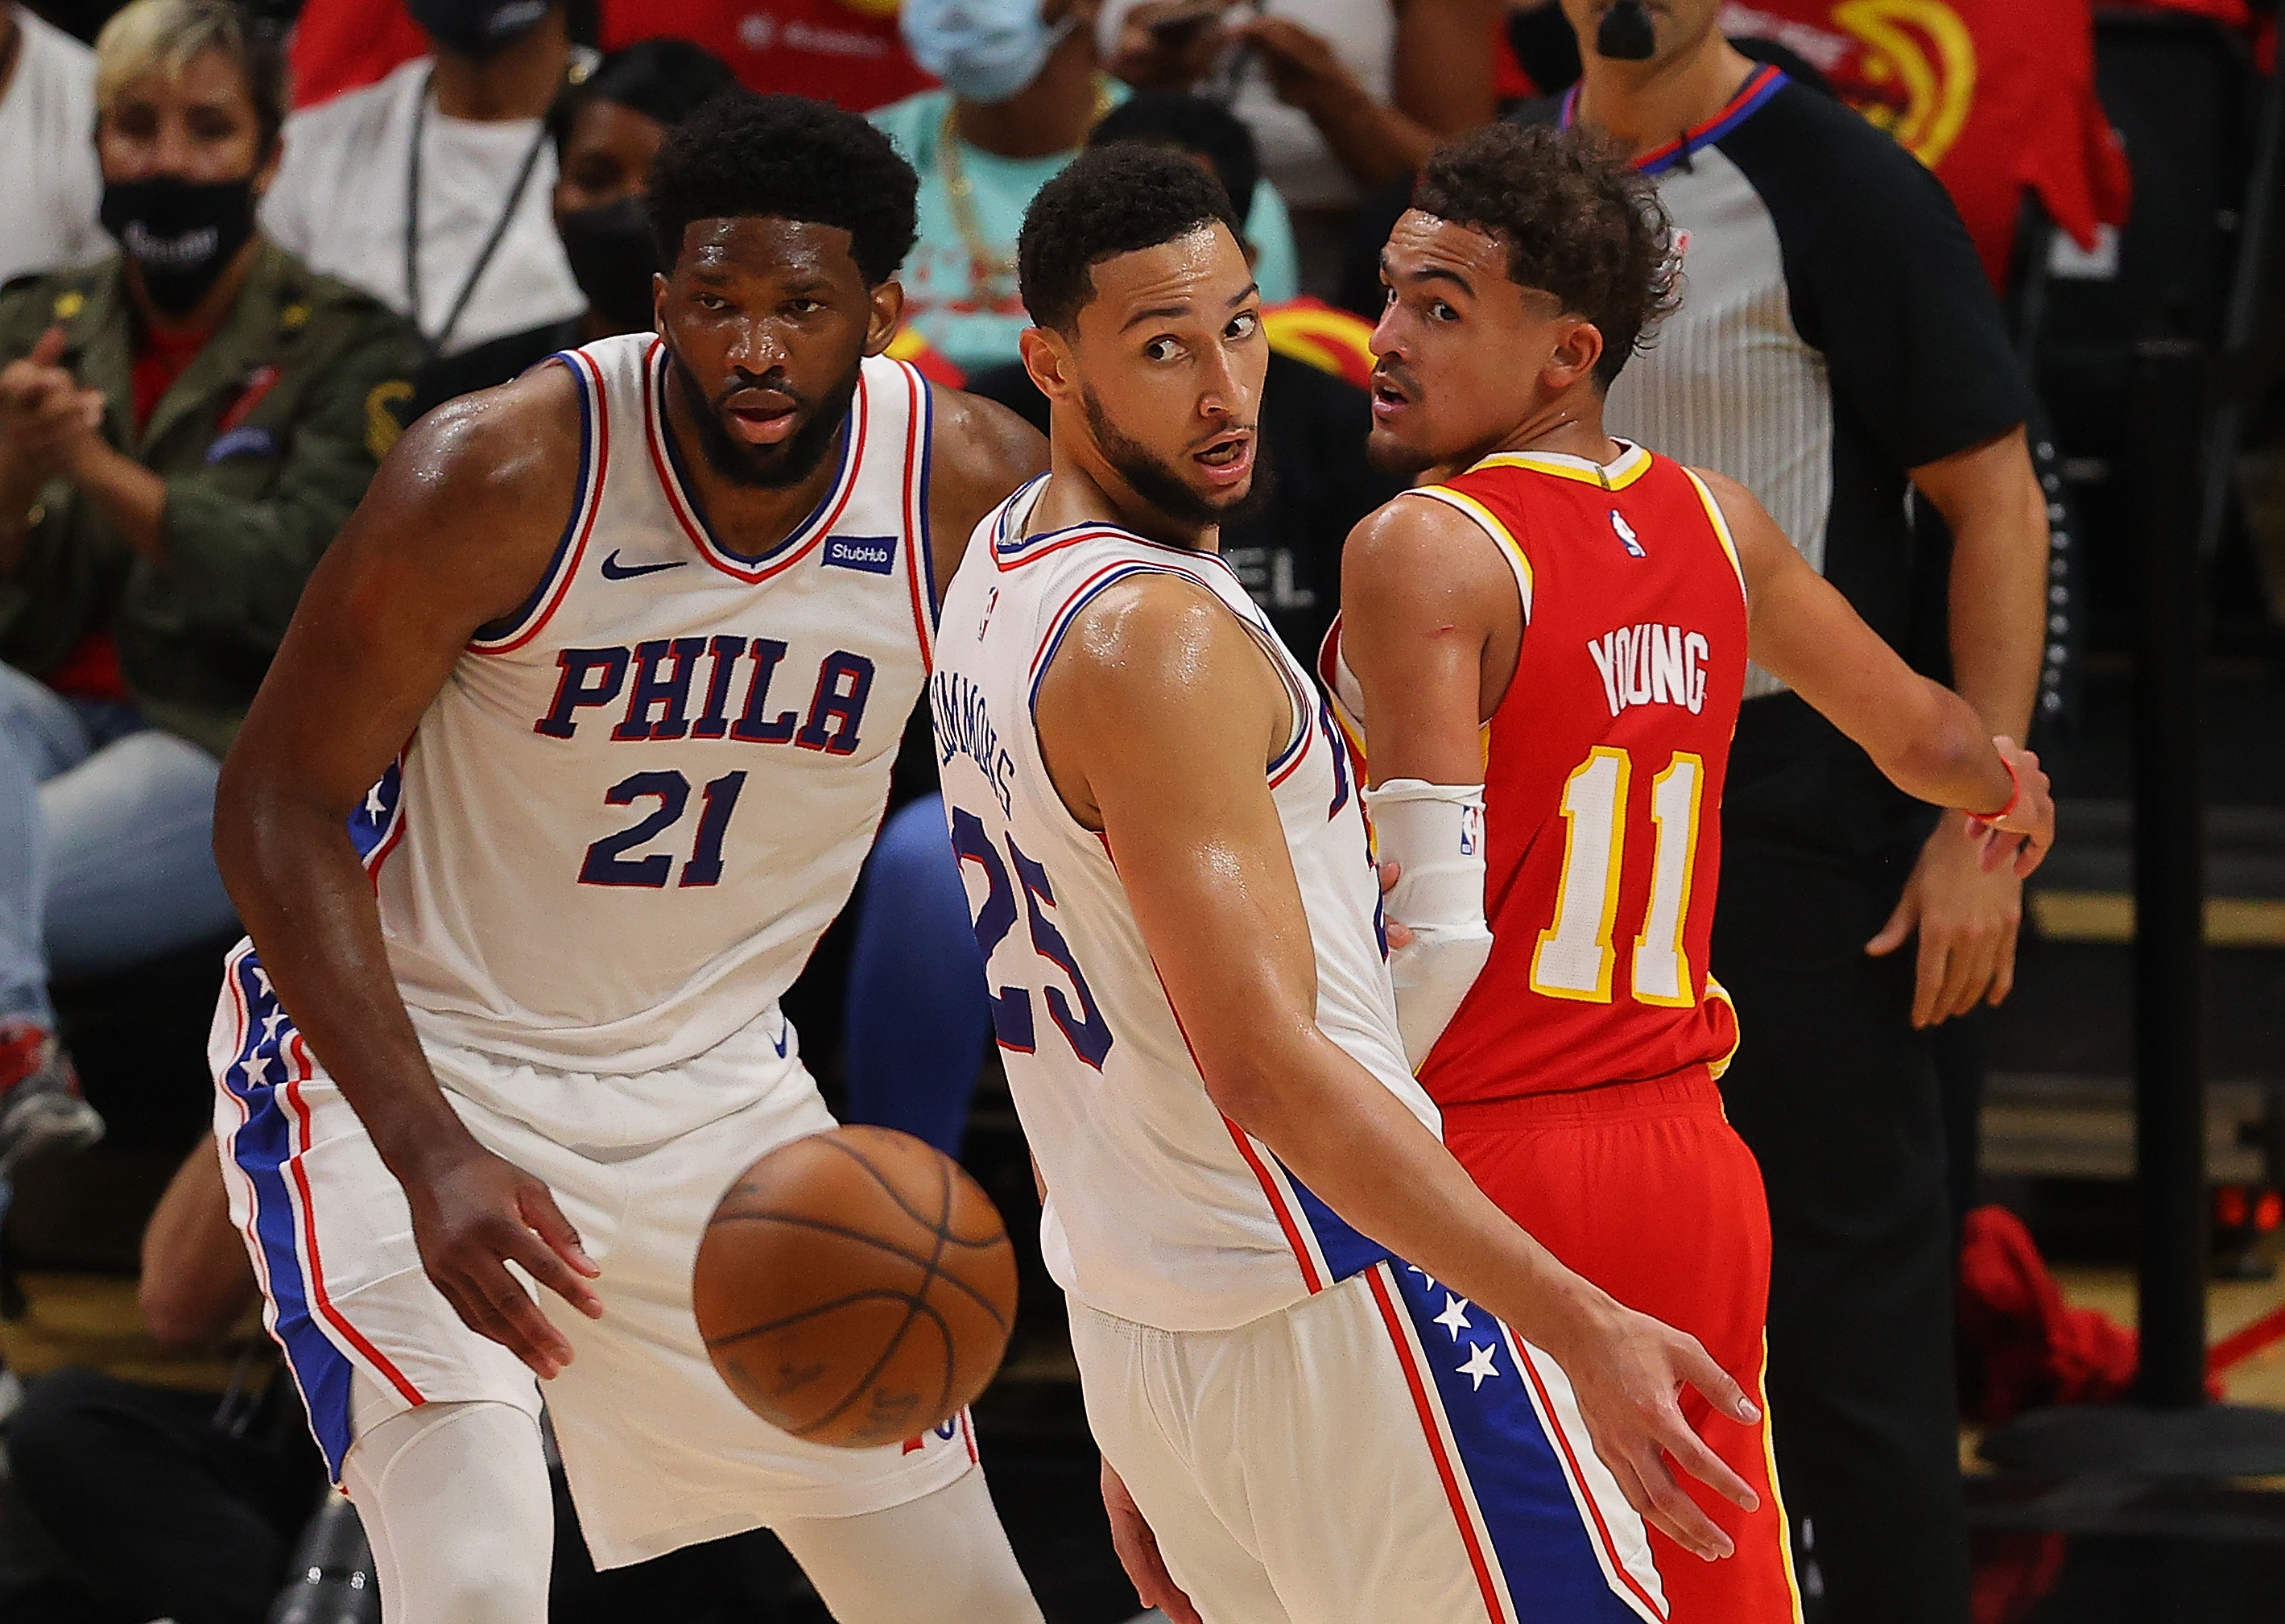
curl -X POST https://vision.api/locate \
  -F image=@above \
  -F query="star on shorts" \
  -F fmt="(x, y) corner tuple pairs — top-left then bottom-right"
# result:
(1459, 1342), (1500, 1391)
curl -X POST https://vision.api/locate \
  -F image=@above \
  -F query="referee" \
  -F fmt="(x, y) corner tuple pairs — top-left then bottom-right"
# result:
(1531, 6), (2049, 1622)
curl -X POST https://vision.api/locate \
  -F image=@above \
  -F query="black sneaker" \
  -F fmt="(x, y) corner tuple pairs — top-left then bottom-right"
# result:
(0, 1022), (104, 1180)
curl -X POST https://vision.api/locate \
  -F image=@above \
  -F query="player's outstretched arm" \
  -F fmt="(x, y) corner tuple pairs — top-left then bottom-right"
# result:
(1036, 574), (1761, 1562)
(213, 365), (605, 1379)
(1709, 468), (2056, 874)
(923, 384), (1051, 604)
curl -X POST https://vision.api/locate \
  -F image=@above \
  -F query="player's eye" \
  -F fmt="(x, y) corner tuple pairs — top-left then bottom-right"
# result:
(784, 298), (825, 317)
(694, 291), (730, 312)
(1431, 300), (1458, 323)
(1145, 337), (1182, 362)
(1226, 311), (1258, 342)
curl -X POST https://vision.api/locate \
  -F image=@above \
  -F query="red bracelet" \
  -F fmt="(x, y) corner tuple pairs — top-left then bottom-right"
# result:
(1974, 754), (2023, 823)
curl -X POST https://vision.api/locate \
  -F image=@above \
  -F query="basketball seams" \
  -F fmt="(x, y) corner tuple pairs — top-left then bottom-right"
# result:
(704, 1212), (1013, 1332)
(695, 1126), (1016, 1449)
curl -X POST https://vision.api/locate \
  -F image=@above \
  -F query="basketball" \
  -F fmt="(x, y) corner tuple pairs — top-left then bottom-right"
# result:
(692, 1126), (1019, 1449)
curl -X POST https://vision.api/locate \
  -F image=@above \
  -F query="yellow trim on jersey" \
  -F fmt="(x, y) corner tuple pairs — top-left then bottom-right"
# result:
(1406, 485), (1535, 622)
(1704, 974), (1743, 1080)
(1682, 468), (1750, 600)
(1758, 1335), (1810, 1624)
(1631, 751), (1706, 1009)
(1472, 440), (1654, 492)
(1531, 746), (1630, 1002)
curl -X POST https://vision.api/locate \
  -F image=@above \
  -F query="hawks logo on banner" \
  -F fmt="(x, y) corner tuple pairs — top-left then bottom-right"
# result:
(1717, 1), (2131, 287)
(1261, 298), (1378, 390)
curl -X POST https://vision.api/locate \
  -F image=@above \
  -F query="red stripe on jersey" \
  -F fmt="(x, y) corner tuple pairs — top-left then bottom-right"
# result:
(282, 1032), (425, 1405)
(475, 349), (609, 656)
(1506, 1330), (1668, 1621)
(644, 341), (868, 585)
(1366, 1266), (1506, 1622)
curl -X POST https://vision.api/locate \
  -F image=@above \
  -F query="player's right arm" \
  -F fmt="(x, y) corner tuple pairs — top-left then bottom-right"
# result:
(213, 363), (605, 1380)
(1709, 468), (2056, 874)
(1035, 574), (1761, 1563)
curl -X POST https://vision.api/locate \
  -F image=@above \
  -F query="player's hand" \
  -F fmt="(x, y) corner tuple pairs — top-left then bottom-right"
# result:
(1552, 1294), (1761, 1562)
(1866, 806), (2028, 1027)
(1378, 859), (1415, 952)
(403, 1138), (603, 1378)
(1101, 1458), (1201, 1624)
(1109, 0), (1234, 89)
(0, 327), (102, 500)
(1232, 15), (1365, 116)
(1967, 736), (2054, 878)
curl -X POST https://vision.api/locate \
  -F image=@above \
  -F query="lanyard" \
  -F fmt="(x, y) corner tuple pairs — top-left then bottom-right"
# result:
(404, 69), (551, 354)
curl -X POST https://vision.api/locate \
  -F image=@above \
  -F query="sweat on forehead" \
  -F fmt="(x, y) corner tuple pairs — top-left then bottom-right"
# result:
(1017, 144), (1245, 332)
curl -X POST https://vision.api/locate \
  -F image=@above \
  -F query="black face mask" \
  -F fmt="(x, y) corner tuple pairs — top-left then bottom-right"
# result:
(100, 176), (258, 316)
(404, 0), (553, 59)
(1595, 1), (1658, 61)
(558, 196), (660, 336)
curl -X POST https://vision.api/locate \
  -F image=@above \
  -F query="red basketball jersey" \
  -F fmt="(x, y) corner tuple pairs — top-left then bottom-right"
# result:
(1333, 444), (1751, 1105)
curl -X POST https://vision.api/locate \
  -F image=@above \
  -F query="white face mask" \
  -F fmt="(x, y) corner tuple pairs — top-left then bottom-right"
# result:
(903, 0), (1081, 106)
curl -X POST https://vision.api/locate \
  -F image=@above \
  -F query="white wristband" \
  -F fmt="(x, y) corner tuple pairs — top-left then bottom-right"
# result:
(1362, 779), (1493, 1071)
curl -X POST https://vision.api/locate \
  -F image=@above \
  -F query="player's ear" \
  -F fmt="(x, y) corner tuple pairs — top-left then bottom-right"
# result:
(864, 279), (906, 357)
(1020, 324), (1076, 405)
(1546, 318), (1604, 393)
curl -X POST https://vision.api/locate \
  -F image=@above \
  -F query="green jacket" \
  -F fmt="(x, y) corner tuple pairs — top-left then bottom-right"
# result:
(0, 241), (425, 757)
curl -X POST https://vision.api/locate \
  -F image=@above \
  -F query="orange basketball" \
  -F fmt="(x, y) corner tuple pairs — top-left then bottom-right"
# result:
(692, 1126), (1019, 1449)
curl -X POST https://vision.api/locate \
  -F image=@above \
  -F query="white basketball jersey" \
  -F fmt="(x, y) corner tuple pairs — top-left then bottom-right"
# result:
(357, 334), (939, 1073)
(932, 480), (1439, 1333)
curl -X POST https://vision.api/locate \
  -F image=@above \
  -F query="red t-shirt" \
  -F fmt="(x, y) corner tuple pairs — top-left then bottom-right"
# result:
(1720, 0), (2134, 290)
(290, 0), (935, 113)
(49, 320), (211, 704)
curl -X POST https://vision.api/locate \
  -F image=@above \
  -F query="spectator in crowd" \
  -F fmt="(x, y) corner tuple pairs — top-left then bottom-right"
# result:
(1535, 5), (2050, 1621)
(6, 1143), (324, 1624)
(0, 2), (107, 284)
(407, 33), (739, 410)
(843, 91), (1392, 1156)
(872, 0), (1300, 378)
(261, 0), (594, 385)
(1105, 0), (1500, 283)
(0, 0), (424, 1175)
(605, 0), (940, 111)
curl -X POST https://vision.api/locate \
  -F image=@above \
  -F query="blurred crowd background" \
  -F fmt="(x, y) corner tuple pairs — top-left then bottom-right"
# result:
(0, 0), (2281, 1621)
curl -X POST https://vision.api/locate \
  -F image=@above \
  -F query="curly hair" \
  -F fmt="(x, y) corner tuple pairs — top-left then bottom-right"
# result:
(1411, 123), (1680, 386)
(646, 92), (918, 286)
(1018, 144), (1242, 333)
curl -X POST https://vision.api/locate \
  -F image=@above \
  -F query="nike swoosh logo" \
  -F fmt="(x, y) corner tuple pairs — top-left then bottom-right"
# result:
(772, 1023), (791, 1058)
(599, 551), (689, 581)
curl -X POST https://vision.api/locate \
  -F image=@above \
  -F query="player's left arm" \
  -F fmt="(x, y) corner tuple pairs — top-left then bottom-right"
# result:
(923, 383), (1051, 605)
(1712, 468), (2052, 878)
(1878, 428), (2051, 1022)
(1337, 494), (1514, 1066)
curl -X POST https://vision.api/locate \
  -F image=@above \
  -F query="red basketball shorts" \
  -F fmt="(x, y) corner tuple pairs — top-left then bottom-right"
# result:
(1441, 1065), (1804, 1624)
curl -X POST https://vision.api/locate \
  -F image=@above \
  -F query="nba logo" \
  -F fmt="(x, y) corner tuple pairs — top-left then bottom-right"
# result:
(1460, 807), (1481, 857)
(1610, 510), (1646, 558)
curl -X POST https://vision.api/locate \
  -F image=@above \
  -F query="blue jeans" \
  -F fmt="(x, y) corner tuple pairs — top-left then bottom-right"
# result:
(841, 794), (992, 1157)
(0, 662), (240, 1030)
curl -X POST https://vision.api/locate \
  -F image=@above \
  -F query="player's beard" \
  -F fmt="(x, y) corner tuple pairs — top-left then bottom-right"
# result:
(1082, 384), (1273, 543)
(669, 347), (861, 491)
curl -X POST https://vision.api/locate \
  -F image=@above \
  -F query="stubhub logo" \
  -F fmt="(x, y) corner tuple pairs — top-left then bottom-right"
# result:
(824, 535), (897, 576)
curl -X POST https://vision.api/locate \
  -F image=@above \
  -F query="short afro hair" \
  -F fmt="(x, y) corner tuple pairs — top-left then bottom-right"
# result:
(1411, 123), (1680, 387)
(646, 92), (918, 286)
(1018, 144), (1243, 333)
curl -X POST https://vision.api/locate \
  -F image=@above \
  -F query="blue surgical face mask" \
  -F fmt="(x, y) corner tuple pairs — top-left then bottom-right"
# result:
(903, 0), (1080, 106)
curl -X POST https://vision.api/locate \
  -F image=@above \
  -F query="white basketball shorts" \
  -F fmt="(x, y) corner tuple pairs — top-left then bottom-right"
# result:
(1071, 1259), (1670, 1624)
(206, 941), (977, 1569)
